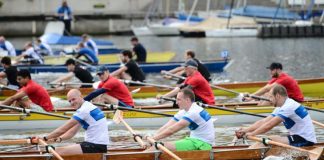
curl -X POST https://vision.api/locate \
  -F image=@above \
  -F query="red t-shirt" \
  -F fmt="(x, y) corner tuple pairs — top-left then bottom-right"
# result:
(20, 80), (53, 112)
(184, 71), (215, 105)
(98, 76), (134, 106)
(268, 73), (304, 102)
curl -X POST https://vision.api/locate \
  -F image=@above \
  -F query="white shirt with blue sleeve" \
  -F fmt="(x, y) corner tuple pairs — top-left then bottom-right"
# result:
(73, 101), (109, 145)
(271, 98), (317, 143)
(173, 102), (215, 145)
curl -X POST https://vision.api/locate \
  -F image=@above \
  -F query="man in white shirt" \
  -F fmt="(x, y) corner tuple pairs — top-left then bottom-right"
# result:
(236, 84), (317, 148)
(35, 39), (53, 56)
(17, 42), (44, 64)
(37, 89), (109, 155)
(0, 36), (16, 56)
(146, 88), (215, 151)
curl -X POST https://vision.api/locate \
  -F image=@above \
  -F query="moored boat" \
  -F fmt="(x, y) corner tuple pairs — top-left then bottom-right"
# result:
(0, 143), (323, 160)
(0, 99), (323, 130)
(0, 76), (323, 99)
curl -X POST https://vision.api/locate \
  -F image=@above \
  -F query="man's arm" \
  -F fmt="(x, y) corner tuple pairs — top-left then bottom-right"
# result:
(0, 71), (7, 79)
(158, 87), (180, 99)
(50, 72), (74, 85)
(253, 83), (277, 96)
(246, 116), (283, 136)
(0, 91), (27, 105)
(84, 88), (107, 101)
(240, 115), (274, 133)
(156, 119), (177, 134)
(46, 119), (79, 140)
(110, 66), (127, 77)
(59, 124), (81, 140)
(153, 119), (189, 141)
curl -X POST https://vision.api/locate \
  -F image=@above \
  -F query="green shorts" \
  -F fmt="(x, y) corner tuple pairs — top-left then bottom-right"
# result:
(175, 137), (212, 151)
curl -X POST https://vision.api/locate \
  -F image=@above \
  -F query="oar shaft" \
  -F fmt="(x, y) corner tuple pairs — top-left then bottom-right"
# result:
(49, 82), (93, 86)
(247, 136), (318, 155)
(0, 139), (31, 145)
(147, 137), (182, 160)
(161, 71), (185, 80)
(305, 106), (324, 113)
(121, 79), (175, 89)
(312, 120), (324, 128)
(119, 118), (145, 147)
(38, 139), (64, 160)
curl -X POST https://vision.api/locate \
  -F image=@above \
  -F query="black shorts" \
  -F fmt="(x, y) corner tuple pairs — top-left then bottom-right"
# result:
(287, 135), (314, 147)
(80, 142), (107, 153)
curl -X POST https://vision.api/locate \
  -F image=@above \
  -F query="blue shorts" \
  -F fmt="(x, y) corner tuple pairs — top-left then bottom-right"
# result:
(287, 135), (314, 147)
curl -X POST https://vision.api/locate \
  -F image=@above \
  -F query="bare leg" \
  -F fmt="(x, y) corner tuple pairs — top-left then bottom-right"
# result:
(97, 94), (119, 105)
(249, 135), (289, 149)
(55, 144), (83, 156)
(257, 92), (273, 106)
(146, 142), (176, 151)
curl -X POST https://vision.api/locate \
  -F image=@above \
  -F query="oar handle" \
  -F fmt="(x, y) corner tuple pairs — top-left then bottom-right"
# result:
(161, 71), (186, 80)
(247, 136), (317, 155)
(160, 97), (176, 102)
(312, 120), (324, 128)
(121, 79), (175, 89)
(245, 94), (270, 101)
(147, 137), (182, 160)
(119, 118), (145, 147)
(38, 139), (64, 160)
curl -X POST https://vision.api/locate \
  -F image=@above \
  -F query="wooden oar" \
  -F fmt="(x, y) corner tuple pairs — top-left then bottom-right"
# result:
(120, 79), (175, 89)
(113, 110), (182, 160)
(0, 139), (33, 145)
(38, 139), (64, 160)
(112, 110), (145, 148)
(0, 104), (71, 119)
(48, 82), (93, 86)
(146, 137), (182, 160)
(94, 103), (173, 117)
(161, 71), (269, 101)
(247, 136), (323, 160)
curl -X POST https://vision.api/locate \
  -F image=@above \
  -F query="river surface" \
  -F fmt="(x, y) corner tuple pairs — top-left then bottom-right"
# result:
(1, 36), (323, 158)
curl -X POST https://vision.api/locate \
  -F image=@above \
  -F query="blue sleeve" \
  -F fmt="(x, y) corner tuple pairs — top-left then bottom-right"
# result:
(84, 88), (106, 101)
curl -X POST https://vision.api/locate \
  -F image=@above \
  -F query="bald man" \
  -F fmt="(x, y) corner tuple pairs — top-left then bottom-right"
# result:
(38, 89), (109, 155)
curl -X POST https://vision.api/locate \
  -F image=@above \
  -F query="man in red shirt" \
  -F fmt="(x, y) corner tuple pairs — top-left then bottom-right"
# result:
(84, 66), (134, 107)
(158, 59), (215, 105)
(246, 62), (304, 105)
(0, 69), (53, 112)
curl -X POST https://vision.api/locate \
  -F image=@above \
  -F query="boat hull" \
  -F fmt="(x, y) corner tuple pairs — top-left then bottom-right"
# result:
(0, 99), (323, 130)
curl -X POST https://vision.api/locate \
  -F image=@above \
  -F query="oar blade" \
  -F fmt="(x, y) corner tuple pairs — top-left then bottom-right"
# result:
(309, 147), (323, 160)
(112, 110), (123, 124)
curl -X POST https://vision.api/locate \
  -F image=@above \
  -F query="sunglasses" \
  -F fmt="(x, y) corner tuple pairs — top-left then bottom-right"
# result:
(97, 73), (104, 76)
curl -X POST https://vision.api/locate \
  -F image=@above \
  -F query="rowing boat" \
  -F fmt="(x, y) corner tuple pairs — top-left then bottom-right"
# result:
(4, 59), (229, 74)
(0, 76), (323, 99)
(0, 143), (323, 160)
(0, 99), (323, 130)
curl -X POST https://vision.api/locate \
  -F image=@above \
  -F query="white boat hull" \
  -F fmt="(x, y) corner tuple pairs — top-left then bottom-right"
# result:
(131, 26), (154, 36)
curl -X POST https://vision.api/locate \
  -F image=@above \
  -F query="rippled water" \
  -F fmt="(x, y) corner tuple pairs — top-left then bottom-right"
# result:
(1, 36), (324, 158)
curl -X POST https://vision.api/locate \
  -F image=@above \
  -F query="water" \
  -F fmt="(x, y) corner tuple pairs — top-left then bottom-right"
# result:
(1, 36), (324, 157)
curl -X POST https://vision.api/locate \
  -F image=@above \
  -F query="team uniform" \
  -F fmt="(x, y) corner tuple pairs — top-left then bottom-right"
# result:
(268, 73), (304, 102)
(76, 48), (98, 65)
(20, 80), (53, 112)
(177, 58), (211, 84)
(57, 6), (72, 35)
(271, 98), (316, 147)
(0, 41), (16, 56)
(72, 101), (109, 153)
(24, 47), (44, 64)
(133, 43), (147, 63)
(36, 42), (53, 56)
(125, 60), (145, 82)
(173, 103), (215, 151)
(4, 66), (19, 88)
(73, 66), (94, 88)
(84, 39), (98, 55)
(182, 71), (215, 105)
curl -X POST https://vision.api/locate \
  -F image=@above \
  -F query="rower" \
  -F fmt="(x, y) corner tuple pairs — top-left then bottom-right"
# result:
(37, 89), (108, 155)
(50, 58), (94, 88)
(0, 36), (16, 56)
(81, 34), (98, 56)
(73, 42), (98, 65)
(236, 84), (316, 148)
(35, 38), (53, 56)
(244, 62), (304, 105)
(0, 57), (19, 89)
(162, 50), (211, 84)
(17, 42), (44, 64)
(146, 88), (215, 151)
(158, 59), (215, 106)
(84, 66), (134, 108)
(110, 50), (145, 83)
(131, 37), (147, 63)
(0, 69), (53, 112)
